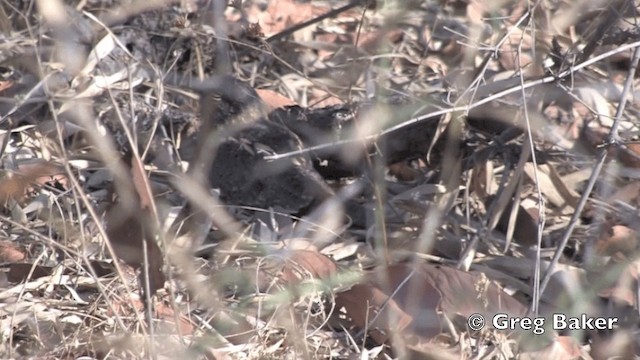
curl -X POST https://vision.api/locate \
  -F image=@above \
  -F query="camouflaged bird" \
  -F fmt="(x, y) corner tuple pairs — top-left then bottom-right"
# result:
(183, 75), (333, 215)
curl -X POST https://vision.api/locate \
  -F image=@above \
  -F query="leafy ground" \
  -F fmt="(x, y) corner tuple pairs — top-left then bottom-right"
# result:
(1, 0), (640, 359)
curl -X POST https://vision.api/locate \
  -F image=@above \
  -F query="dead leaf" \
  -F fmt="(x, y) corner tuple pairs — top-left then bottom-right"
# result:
(606, 181), (640, 208)
(597, 224), (638, 258)
(388, 162), (419, 182)
(357, 28), (404, 54)
(105, 152), (165, 298)
(109, 296), (194, 335)
(487, 194), (540, 247)
(616, 143), (640, 168)
(0, 240), (25, 263)
(334, 262), (527, 345)
(256, 89), (296, 111)
(498, 27), (534, 71)
(0, 160), (65, 202)
(281, 249), (337, 284)
(244, 0), (327, 37)
(523, 163), (574, 212)
(597, 259), (640, 307)
(519, 336), (583, 360)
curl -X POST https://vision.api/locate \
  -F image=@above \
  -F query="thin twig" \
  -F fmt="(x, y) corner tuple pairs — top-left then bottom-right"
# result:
(266, 0), (368, 43)
(539, 45), (640, 295)
(265, 40), (640, 161)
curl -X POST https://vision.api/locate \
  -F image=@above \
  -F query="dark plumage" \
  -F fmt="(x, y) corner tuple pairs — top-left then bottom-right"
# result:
(270, 104), (363, 179)
(187, 76), (332, 215)
(209, 117), (332, 214)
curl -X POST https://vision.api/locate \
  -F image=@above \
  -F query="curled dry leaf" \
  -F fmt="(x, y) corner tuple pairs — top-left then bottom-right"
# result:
(256, 89), (296, 111)
(0, 240), (26, 263)
(108, 297), (194, 335)
(281, 249), (337, 284)
(583, 128), (640, 168)
(498, 28), (534, 71)
(597, 259), (640, 307)
(0, 79), (14, 93)
(597, 224), (638, 258)
(0, 160), (66, 202)
(519, 336), (583, 360)
(486, 194), (540, 247)
(104, 153), (165, 298)
(334, 262), (527, 345)
(243, 0), (327, 37)
(606, 181), (640, 208)
(616, 143), (640, 168)
(388, 161), (420, 182)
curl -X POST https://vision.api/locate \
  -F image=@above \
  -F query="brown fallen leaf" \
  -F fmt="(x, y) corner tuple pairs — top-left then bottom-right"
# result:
(606, 181), (640, 208)
(0, 240), (26, 263)
(256, 88), (296, 111)
(616, 143), (640, 168)
(334, 262), (527, 345)
(0, 160), (66, 203)
(108, 296), (194, 335)
(597, 259), (640, 307)
(388, 161), (419, 182)
(244, 0), (327, 37)
(0, 79), (14, 93)
(519, 336), (583, 360)
(597, 224), (638, 259)
(487, 194), (540, 247)
(498, 28), (535, 71)
(104, 151), (165, 299)
(281, 249), (337, 284)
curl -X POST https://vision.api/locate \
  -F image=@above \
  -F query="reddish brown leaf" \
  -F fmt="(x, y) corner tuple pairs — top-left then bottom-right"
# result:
(244, 0), (327, 37)
(388, 161), (419, 182)
(0, 160), (65, 202)
(281, 249), (337, 284)
(597, 224), (638, 258)
(597, 260), (639, 307)
(109, 296), (194, 335)
(335, 263), (527, 345)
(616, 143), (640, 168)
(498, 28), (534, 71)
(520, 336), (582, 360)
(256, 89), (296, 111)
(357, 28), (404, 54)
(0, 80), (14, 93)
(105, 153), (165, 298)
(606, 181), (640, 208)
(487, 195), (540, 247)
(0, 240), (26, 263)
